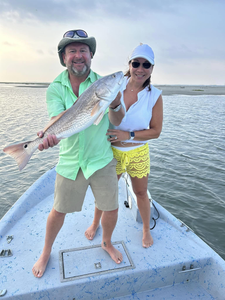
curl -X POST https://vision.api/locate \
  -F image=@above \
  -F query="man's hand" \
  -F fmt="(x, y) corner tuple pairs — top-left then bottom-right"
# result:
(37, 131), (59, 151)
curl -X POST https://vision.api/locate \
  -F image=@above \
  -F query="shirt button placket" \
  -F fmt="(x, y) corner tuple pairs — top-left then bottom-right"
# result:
(79, 131), (84, 162)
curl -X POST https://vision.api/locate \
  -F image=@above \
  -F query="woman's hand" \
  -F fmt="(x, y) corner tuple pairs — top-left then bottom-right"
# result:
(106, 129), (130, 143)
(109, 91), (122, 109)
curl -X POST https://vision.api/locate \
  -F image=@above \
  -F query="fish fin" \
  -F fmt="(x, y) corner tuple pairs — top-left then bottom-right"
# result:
(43, 110), (68, 133)
(91, 101), (101, 116)
(93, 112), (105, 125)
(3, 141), (34, 171)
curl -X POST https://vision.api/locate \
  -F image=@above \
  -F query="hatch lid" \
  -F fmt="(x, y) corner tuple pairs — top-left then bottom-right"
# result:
(59, 241), (135, 282)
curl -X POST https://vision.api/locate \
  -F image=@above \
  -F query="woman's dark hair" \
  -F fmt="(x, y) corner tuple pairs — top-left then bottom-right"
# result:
(125, 61), (151, 91)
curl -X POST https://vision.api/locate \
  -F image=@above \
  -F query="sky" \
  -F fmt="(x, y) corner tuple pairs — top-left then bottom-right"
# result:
(0, 0), (224, 85)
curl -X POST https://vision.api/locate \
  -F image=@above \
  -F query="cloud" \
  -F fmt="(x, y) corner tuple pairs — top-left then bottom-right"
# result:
(0, 0), (185, 23)
(37, 49), (44, 55)
(2, 41), (15, 46)
(0, 0), (224, 84)
(1, 0), (224, 23)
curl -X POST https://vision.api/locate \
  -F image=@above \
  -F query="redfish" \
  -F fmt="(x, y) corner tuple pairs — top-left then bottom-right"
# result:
(3, 71), (124, 171)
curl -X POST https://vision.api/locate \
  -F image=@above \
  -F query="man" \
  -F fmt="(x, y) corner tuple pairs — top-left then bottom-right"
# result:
(32, 29), (124, 278)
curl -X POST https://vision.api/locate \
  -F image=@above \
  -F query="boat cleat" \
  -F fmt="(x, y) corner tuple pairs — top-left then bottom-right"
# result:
(178, 219), (194, 232)
(179, 263), (202, 273)
(0, 249), (13, 257)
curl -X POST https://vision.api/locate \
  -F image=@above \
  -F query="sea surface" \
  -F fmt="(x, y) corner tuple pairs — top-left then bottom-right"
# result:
(0, 83), (224, 260)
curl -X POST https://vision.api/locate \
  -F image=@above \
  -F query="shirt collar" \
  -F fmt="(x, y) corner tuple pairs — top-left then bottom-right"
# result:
(87, 69), (96, 84)
(56, 69), (96, 88)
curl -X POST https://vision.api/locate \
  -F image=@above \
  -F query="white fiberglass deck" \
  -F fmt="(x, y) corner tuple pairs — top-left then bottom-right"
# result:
(0, 167), (224, 299)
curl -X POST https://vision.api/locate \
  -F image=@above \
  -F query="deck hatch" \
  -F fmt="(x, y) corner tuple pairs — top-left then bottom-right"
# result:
(59, 241), (135, 282)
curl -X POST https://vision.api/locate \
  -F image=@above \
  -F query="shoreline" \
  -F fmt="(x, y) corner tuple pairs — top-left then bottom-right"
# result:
(155, 85), (225, 96)
(1, 82), (225, 95)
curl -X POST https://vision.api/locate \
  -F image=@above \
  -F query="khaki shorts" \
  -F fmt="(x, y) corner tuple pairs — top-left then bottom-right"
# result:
(53, 159), (118, 213)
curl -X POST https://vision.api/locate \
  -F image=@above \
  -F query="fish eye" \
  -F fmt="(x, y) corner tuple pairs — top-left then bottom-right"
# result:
(24, 144), (28, 148)
(112, 74), (116, 78)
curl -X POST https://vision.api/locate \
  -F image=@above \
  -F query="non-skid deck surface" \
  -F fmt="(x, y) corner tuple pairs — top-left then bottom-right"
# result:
(0, 174), (223, 299)
(112, 282), (215, 300)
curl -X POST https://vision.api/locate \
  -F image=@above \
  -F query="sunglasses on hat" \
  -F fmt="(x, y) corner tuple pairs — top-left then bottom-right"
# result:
(131, 61), (152, 69)
(63, 30), (88, 38)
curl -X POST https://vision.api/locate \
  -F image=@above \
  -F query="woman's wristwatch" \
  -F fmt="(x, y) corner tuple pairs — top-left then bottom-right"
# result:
(129, 132), (135, 140)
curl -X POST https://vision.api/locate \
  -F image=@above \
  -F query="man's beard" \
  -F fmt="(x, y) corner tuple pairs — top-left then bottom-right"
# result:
(69, 63), (89, 77)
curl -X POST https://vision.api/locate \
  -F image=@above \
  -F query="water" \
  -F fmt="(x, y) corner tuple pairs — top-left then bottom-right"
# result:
(0, 83), (224, 260)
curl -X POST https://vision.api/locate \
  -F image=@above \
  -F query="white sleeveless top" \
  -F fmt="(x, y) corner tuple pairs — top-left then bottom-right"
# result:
(113, 77), (162, 144)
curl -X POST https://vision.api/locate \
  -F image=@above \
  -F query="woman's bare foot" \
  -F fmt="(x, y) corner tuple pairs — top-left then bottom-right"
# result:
(85, 223), (99, 240)
(32, 251), (51, 278)
(142, 230), (153, 248)
(101, 241), (123, 264)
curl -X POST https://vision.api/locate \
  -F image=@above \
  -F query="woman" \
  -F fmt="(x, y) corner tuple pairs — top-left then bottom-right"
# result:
(85, 43), (163, 248)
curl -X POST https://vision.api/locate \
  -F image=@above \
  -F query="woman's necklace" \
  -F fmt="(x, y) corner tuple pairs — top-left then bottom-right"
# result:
(129, 83), (142, 93)
(130, 87), (142, 93)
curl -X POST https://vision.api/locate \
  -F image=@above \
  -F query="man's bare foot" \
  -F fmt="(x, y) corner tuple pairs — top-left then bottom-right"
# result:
(101, 241), (123, 264)
(85, 223), (99, 240)
(142, 230), (153, 248)
(32, 252), (50, 278)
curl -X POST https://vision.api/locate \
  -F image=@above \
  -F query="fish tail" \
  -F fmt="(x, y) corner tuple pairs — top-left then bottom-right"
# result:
(3, 141), (36, 171)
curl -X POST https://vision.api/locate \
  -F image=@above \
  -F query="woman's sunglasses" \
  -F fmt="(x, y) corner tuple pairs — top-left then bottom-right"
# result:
(63, 30), (88, 38)
(131, 61), (152, 69)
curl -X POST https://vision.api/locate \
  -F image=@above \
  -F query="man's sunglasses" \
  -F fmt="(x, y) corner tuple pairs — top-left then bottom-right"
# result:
(63, 30), (88, 38)
(131, 61), (152, 69)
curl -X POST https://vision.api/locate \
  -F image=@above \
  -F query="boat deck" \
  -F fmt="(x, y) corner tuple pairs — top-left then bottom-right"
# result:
(0, 168), (224, 299)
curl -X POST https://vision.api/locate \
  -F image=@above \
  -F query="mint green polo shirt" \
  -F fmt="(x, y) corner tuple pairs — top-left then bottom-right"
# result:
(46, 69), (113, 180)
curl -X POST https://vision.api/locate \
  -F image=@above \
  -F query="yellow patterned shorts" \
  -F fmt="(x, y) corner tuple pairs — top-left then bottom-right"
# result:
(112, 143), (150, 178)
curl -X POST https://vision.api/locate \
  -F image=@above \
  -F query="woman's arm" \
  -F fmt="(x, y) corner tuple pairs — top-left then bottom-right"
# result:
(108, 92), (125, 126)
(108, 95), (163, 143)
